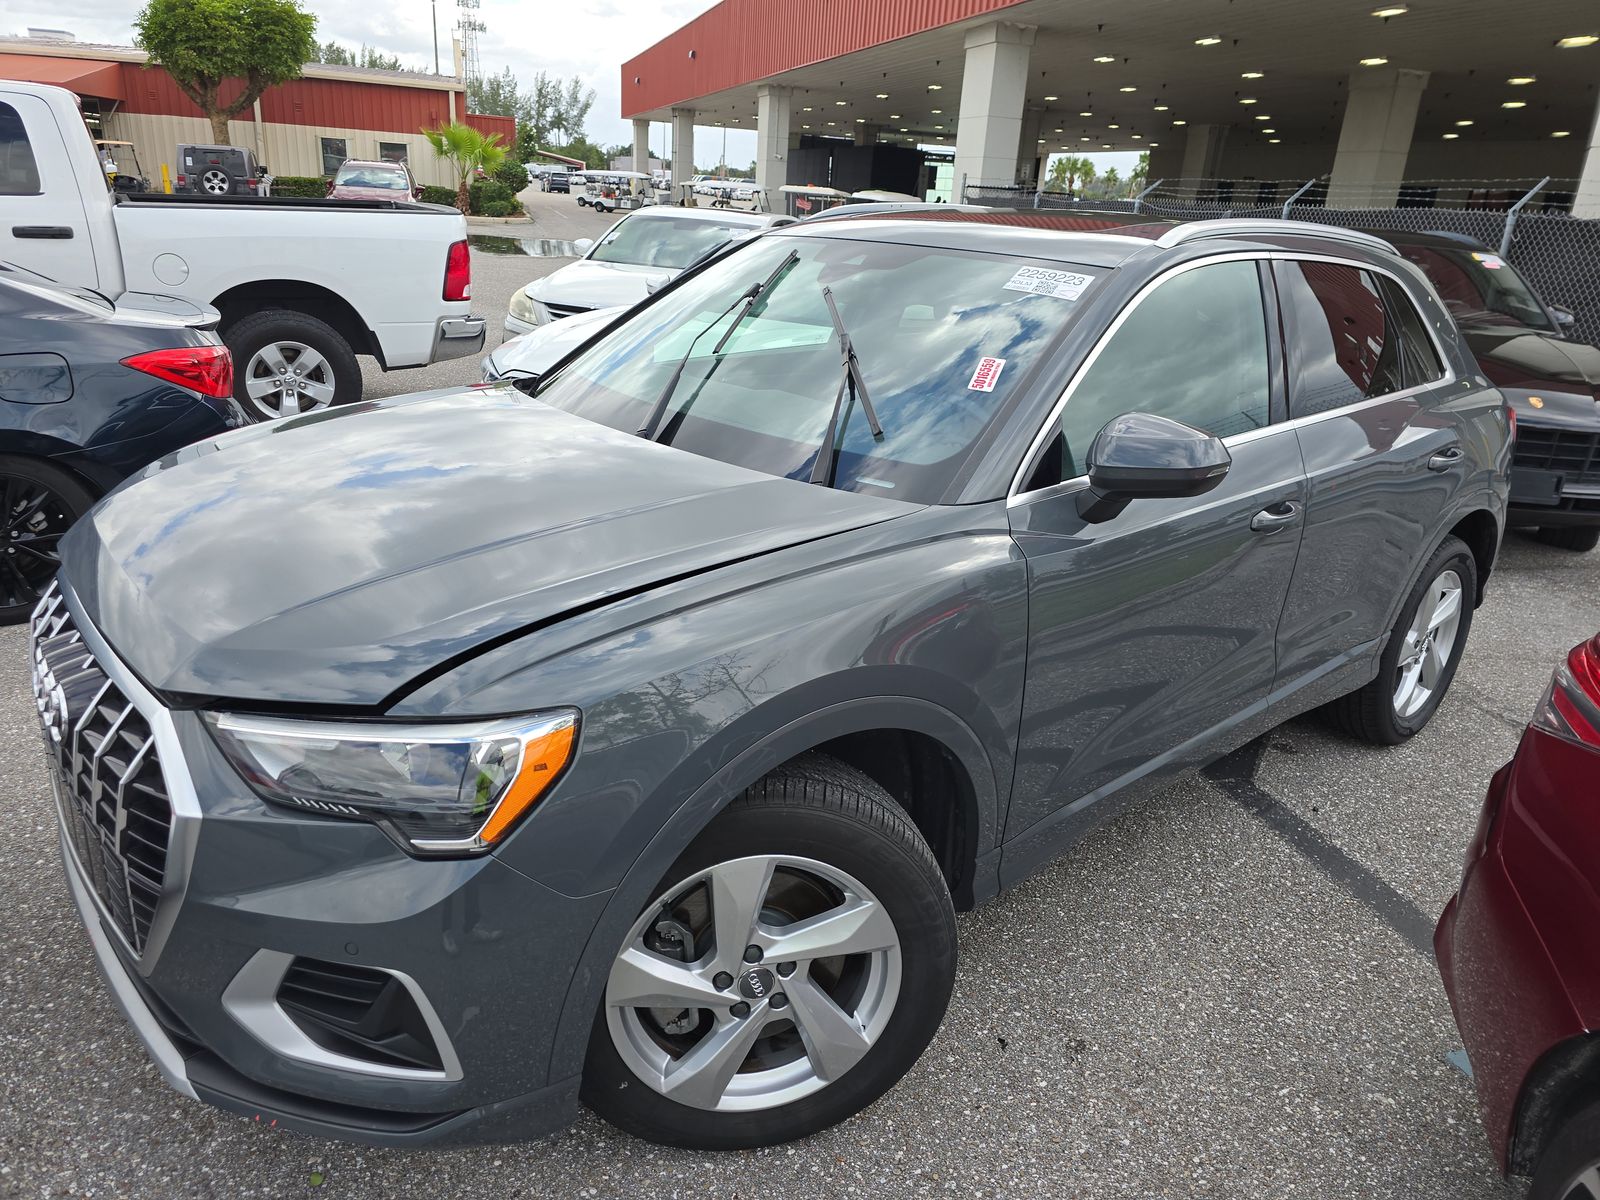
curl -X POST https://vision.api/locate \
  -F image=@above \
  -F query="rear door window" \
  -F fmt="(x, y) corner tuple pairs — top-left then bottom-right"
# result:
(1377, 276), (1446, 389)
(1276, 261), (1407, 417)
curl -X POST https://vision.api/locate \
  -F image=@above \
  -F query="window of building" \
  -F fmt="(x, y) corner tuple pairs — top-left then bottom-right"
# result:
(1028, 260), (1272, 487)
(320, 137), (348, 177)
(378, 142), (409, 165)
(0, 102), (42, 195)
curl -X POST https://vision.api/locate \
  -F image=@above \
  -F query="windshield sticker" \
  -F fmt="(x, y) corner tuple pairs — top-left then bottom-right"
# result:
(1471, 252), (1505, 270)
(1003, 266), (1093, 301)
(969, 357), (1006, 392)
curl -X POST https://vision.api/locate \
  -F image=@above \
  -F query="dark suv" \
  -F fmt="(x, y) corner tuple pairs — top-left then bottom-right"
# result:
(37, 213), (1509, 1151)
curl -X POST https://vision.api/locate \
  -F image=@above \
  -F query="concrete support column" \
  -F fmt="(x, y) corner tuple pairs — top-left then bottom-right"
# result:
(953, 21), (1037, 193)
(1017, 107), (1044, 186)
(1573, 97), (1600, 218)
(755, 84), (793, 197)
(1328, 67), (1429, 208)
(671, 108), (696, 184)
(1177, 124), (1230, 194)
(631, 119), (650, 174)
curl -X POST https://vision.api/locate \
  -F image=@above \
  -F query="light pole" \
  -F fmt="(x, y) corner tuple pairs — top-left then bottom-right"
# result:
(431, 0), (440, 74)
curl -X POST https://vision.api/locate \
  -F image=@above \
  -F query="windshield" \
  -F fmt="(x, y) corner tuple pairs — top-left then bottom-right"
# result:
(589, 214), (751, 270)
(535, 233), (1101, 503)
(335, 166), (409, 190)
(1394, 243), (1556, 333)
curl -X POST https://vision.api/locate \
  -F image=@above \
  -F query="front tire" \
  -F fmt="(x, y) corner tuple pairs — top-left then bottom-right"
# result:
(1530, 1100), (1600, 1200)
(1533, 527), (1600, 553)
(0, 456), (95, 624)
(582, 754), (957, 1149)
(1324, 535), (1477, 745)
(226, 309), (361, 422)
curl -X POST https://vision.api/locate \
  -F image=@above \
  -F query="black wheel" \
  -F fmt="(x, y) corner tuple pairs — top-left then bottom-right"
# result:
(1324, 534), (1477, 745)
(0, 457), (95, 624)
(226, 309), (361, 422)
(1533, 527), (1600, 553)
(1530, 1100), (1600, 1200)
(582, 753), (957, 1150)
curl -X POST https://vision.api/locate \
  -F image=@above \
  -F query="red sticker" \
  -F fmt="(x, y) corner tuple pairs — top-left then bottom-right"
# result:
(968, 356), (1006, 392)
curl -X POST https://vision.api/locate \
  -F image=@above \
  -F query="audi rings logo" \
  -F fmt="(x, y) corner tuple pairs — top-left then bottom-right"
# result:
(738, 967), (775, 1001)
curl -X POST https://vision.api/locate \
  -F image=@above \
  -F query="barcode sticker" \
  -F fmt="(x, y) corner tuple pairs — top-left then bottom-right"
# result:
(968, 357), (1006, 391)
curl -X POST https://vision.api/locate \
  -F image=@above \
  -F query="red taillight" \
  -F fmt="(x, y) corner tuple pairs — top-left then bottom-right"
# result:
(443, 239), (471, 302)
(1531, 635), (1600, 748)
(122, 344), (234, 399)
(176, 174), (187, 187)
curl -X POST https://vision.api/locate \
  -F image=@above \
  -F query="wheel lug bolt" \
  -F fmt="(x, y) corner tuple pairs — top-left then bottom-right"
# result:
(743, 945), (763, 963)
(770, 992), (788, 1010)
(776, 961), (796, 977)
(713, 971), (733, 990)
(730, 1001), (751, 1018)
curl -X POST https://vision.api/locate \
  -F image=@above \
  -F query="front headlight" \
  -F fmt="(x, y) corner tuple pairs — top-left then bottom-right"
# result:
(204, 710), (577, 855)
(509, 288), (542, 324)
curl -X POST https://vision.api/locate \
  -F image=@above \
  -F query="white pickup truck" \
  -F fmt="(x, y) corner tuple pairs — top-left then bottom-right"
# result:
(1, 82), (485, 420)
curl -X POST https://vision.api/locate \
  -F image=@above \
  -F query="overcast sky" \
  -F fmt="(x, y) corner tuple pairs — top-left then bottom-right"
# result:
(9, 0), (1138, 176)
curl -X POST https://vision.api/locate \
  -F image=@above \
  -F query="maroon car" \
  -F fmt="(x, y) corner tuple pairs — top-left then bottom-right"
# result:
(1437, 631), (1600, 1198)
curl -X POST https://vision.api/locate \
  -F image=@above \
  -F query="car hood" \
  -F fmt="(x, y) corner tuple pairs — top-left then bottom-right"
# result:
(525, 259), (675, 310)
(62, 388), (914, 707)
(1463, 325), (1600, 396)
(486, 306), (627, 379)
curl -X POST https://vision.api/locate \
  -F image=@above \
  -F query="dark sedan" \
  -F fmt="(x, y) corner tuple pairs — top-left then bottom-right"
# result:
(0, 261), (243, 620)
(1381, 230), (1600, 552)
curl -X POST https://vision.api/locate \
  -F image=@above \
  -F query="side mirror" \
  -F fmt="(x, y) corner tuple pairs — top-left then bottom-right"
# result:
(1077, 412), (1232, 523)
(1549, 304), (1577, 334)
(574, 238), (595, 255)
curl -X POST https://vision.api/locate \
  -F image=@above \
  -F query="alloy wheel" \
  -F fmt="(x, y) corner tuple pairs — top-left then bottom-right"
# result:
(0, 474), (72, 609)
(605, 854), (902, 1112)
(201, 168), (230, 195)
(242, 340), (337, 419)
(1563, 1165), (1600, 1200)
(1393, 568), (1464, 719)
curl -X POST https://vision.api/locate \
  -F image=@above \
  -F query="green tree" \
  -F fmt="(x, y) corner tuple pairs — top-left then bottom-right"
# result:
(135, 0), (317, 144)
(1130, 151), (1150, 190)
(1102, 165), (1122, 197)
(314, 40), (403, 70)
(514, 71), (596, 163)
(314, 39), (352, 65)
(1049, 155), (1095, 193)
(423, 121), (506, 214)
(468, 66), (524, 121)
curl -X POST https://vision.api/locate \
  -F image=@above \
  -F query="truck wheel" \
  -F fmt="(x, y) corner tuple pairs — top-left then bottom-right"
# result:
(1530, 1099), (1600, 1200)
(1323, 535), (1476, 745)
(0, 456), (95, 624)
(227, 310), (360, 422)
(1533, 527), (1600, 553)
(583, 753), (957, 1150)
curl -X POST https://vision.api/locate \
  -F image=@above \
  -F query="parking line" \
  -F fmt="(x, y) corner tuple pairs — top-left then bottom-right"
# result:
(1203, 741), (1437, 958)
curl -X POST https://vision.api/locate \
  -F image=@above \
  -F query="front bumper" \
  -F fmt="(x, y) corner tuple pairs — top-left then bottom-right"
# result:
(41, 580), (607, 1147)
(503, 311), (539, 340)
(430, 315), (488, 363)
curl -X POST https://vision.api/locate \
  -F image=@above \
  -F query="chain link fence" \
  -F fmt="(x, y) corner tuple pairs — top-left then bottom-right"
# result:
(962, 178), (1600, 345)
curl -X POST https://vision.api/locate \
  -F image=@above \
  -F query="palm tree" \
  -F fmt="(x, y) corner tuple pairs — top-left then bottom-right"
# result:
(423, 122), (507, 215)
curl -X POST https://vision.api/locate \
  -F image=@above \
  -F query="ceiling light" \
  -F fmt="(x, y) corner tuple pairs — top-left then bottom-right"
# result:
(1262, 127), (1276, 133)
(1455, 119), (1473, 126)
(856, 118), (867, 123)
(1195, 36), (1222, 45)
(801, 124), (811, 130)
(1255, 114), (1271, 121)
(1371, 4), (1407, 15)
(1239, 97), (1258, 104)
(1552, 130), (1572, 137)
(1507, 76), (1536, 85)
(1120, 86), (1137, 92)
(1080, 110), (1094, 116)
(899, 127), (908, 132)
(1044, 94), (1059, 101)
(1101, 143), (1112, 148)
(1131, 133), (1143, 139)
(1093, 55), (1115, 63)
(802, 106), (813, 112)
(1054, 127), (1064, 132)
(1359, 57), (1389, 66)
(931, 108), (942, 114)
(875, 92), (889, 99)
(834, 100), (847, 106)
(1442, 132), (1459, 139)
(1037, 138), (1045, 142)
(1268, 138), (1282, 144)
(1173, 119), (1188, 125)
(1502, 100), (1527, 108)
(889, 113), (901, 118)
(1107, 123), (1120, 128)
(1555, 35), (1598, 48)
(1153, 104), (1169, 111)
(1149, 142), (1159, 147)
(927, 83), (943, 90)
(826, 121), (836, 126)
(1241, 71), (1265, 79)
(1081, 136), (1091, 141)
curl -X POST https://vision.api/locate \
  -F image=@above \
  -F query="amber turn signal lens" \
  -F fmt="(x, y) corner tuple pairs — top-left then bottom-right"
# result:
(477, 722), (578, 844)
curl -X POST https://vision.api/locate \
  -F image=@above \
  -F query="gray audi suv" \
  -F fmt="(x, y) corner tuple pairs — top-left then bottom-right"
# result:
(33, 211), (1510, 1150)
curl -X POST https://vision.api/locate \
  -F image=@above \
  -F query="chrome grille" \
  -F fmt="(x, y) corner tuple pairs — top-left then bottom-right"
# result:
(1515, 427), (1600, 489)
(31, 582), (173, 956)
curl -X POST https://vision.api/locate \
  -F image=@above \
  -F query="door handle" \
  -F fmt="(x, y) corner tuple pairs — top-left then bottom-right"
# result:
(1250, 500), (1303, 532)
(11, 226), (74, 239)
(1428, 447), (1465, 472)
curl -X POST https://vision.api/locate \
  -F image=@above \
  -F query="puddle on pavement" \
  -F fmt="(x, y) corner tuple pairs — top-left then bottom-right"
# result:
(468, 234), (581, 257)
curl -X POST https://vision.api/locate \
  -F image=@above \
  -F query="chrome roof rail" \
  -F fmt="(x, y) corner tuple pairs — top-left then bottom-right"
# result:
(1153, 219), (1396, 254)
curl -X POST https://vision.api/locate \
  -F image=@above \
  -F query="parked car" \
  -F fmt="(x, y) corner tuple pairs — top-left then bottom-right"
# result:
(1436, 629), (1600, 1198)
(504, 206), (792, 336)
(2, 82), (485, 421)
(328, 158), (419, 202)
(481, 305), (624, 383)
(39, 213), (1508, 1151)
(0, 260), (242, 620)
(1378, 230), (1600, 552)
(175, 143), (262, 196)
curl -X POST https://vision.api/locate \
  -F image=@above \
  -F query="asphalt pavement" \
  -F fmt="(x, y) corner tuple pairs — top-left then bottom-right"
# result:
(2, 191), (1589, 1196)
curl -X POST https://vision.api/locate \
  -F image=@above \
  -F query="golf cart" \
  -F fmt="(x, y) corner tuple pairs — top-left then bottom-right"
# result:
(579, 171), (657, 213)
(95, 139), (149, 192)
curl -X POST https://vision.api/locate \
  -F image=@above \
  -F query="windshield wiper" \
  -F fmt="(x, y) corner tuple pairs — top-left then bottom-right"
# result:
(636, 249), (799, 440)
(809, 286), (885, 488)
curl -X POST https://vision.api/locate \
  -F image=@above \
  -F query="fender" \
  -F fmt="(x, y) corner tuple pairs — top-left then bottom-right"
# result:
(539, 692), (1001, 1085)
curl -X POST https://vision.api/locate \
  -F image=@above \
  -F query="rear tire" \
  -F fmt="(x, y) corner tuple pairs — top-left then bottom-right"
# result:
(0, 456), (95, 624)
(1533, 527), (1600, 553)
(1324, 535), (1477, 745)
(582, 753), (956, 1149)
(226, 309), (361, 422)
(1529, 1100), (1600, 1200)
